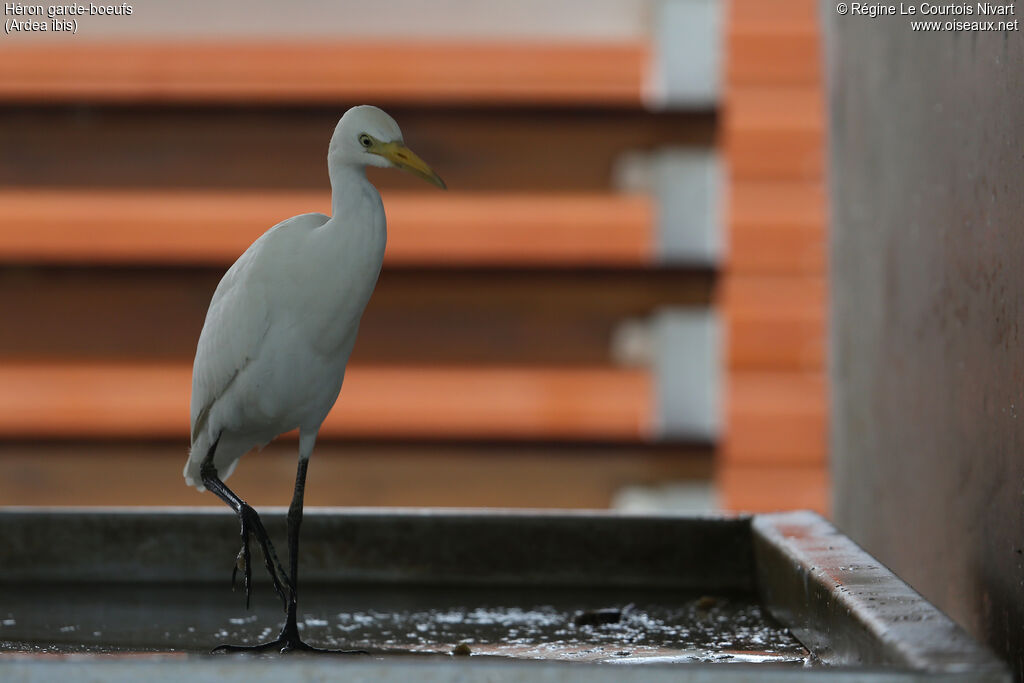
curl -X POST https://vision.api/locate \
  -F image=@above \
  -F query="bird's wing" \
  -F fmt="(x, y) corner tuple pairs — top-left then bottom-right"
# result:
(189, 212), (330, 446)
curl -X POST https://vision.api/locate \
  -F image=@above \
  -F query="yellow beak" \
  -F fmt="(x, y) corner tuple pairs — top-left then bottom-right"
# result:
(376, 141), (446, 190)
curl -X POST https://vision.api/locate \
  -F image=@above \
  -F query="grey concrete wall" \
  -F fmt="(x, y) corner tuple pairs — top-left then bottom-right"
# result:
(824, 5), (1024, 679)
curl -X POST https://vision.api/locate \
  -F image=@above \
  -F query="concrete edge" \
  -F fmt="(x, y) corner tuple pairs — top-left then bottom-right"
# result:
(752, 511), (1011, 680)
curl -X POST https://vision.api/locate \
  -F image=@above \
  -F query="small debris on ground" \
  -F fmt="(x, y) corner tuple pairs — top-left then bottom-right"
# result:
(452, 642), (472, 656)
(696, 596), (718, 610)
(574, 608), (622, 627)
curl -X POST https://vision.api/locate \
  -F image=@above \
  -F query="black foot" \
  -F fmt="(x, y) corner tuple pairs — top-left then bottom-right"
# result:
(231, 503), (290, 610)
(211, 635), (368, 655)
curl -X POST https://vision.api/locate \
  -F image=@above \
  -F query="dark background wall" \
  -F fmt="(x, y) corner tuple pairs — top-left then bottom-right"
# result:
(825, 6), (1024, 679)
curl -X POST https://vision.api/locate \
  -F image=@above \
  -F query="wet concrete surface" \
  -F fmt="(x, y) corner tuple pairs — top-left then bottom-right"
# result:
(0, 583), (809, 665)
(0, 510), (1009, 679)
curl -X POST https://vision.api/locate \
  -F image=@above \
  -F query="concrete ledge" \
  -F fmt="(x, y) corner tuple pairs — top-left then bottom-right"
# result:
(753, 512), (1010, 679)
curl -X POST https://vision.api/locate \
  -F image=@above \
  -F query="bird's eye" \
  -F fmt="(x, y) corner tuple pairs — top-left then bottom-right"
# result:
(358, 134), (373, 149)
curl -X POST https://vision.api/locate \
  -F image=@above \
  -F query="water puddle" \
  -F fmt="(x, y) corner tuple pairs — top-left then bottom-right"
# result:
(0, 582), (809, 665)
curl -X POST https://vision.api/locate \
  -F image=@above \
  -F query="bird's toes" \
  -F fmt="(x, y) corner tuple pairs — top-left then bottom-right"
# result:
(243, 546), (254, 609)
(231, 547), (245, 591)
(233, 516), (254, 608)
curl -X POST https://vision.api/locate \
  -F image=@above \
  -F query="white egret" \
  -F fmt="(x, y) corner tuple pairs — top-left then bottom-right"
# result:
(184, 105), (445, 653)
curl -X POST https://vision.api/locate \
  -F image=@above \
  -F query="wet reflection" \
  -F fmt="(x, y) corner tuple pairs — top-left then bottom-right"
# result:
(1, 583), (808, 664)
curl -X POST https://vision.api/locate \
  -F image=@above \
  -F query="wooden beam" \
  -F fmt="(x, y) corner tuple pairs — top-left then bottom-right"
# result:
(727, 0), (821, 90)
(720, 274), (826, 370)
(728, 29), (820, 86)
(729, 0), (820, 32)
(1, 185), (828, 273)
(727, 181), (826, 273)
(717, 463), (829, 516)
(0, 189), (653, 267)
(0, 41), (648, 105)
(720, 0), (830, 505)
(0, 183), (826, 274)
(0, 361), (826, 456)
(726, 87), (824, 131)
(724, 373), (827, 465)
(727, 11), (821, 86)
(0, 441), (711, 508)
(724, 87), (825, 180)
(0, 362), (654, 441)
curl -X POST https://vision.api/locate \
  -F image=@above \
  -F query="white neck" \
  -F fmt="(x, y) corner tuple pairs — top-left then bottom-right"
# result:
(328, 161), (374, 218)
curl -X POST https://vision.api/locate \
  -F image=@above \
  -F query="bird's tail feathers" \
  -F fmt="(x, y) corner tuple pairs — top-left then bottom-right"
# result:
(184, 436), (211, 491)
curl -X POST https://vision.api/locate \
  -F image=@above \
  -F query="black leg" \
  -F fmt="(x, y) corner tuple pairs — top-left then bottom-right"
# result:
(267, 456), (366, 653)
(200, 466), (290, 610)
(210, 451), (366, 655)
(200, 460), (290, 613)
(280, 456), (308, 643)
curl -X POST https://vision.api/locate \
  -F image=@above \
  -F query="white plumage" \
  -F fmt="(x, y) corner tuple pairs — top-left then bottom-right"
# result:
(182, 105), (444, 653)
(185, 105), (442, 489)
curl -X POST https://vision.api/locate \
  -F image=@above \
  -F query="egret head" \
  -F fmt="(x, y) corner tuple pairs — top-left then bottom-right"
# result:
(329, 105), (446, 189)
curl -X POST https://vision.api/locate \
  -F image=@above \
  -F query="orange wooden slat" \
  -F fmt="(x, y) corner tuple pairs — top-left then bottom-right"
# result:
(726, 133), (825, 181)
(0, 41), (648, 105)
(727, 29), (821, 86)
(723, 372), (827, 465)
(724, 87), (825, 180)
(0, 362), (654, 441)
(727, 181), (826, 273)
(729, 0), (820, 32)
(0, 189), (654, 267)
(0, 361), (831, 454)
(721, 274), (826, 370)
(719, 275), (826, 314)
(721, 0), (829, 507)
(717, 464), (829, 515)
(332, 366), (653, 440)
(726, 87), (824, 132)
(727, 0), (820, 85)
(727, 318), (824, 371)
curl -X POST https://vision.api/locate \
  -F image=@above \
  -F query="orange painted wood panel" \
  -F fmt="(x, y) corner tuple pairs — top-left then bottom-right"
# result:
(719, 275), (826, 315)
(722, 0), (829, 504)
(331, 366), (652, 439)
(0, 41), (648, 105)
(721, 275), (826, 370)
(726, 88), (824, 130)
(727, 30), (820, 86)
(724, 87), (825, 180)
(727, 316), (824, 371)
(717, 464), (829, 515)
(724, 372), (827, 464)
(726, 132), (825, 181)
(1, 185), (828, 275)
(0, 189), (654, 267)
(727, 181), (826, 273)
(727, 0), (820, 86)
(0, 362), (827, 455)
(0, 362), (653, 441)
(729, 0), (819, 32)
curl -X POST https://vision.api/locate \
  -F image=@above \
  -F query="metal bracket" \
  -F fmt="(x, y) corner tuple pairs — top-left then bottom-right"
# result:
(648, 0), (722, 109)
(614, 147), (724, 266)
(652, 307), (722, 442)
